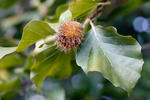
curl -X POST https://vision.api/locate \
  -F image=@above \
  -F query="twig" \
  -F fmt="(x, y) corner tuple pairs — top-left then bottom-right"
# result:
(89, 5), (105, 20)
(82, 5), (105, 28)
(82, 1), (110, 28)
(93, 12), (99, 24)
(44, 34), (57, 45)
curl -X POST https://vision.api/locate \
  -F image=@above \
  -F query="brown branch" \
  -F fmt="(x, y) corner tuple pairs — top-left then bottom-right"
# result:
(82, 1), (110, 28)
(89, 5), (106, 20)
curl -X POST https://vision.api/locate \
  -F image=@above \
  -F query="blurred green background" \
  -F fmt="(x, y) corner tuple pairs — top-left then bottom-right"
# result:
(0, 0), (150, 100)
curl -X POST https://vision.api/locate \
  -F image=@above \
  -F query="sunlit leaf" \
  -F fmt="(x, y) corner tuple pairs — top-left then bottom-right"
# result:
(0, 47), (17, 59)
(16, 20), (55, 52)
(76, 22), (144, 92)
(69, 0), (101, 18)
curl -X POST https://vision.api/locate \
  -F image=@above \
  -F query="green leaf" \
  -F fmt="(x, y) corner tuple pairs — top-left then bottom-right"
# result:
(16, 20), (55, 52)
(0, 78), (20, 93)
(49, 9), (72, 32)
(48, 23), (60, 33)
(0, 53), (25, 69)
(0, 47), (17, 59)
(59, 10), (72, 24)
(46, 4), (68, 23)
(76, 22), (144, 92)
(0, 19), (58, 60)
(31, 46), (72, 88)
(69, 0), (101, 18)
(24, 54), (34, 72)
(0, 0), (17, 9)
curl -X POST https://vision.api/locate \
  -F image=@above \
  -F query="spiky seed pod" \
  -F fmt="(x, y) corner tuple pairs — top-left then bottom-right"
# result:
(56, 21), (83, 51)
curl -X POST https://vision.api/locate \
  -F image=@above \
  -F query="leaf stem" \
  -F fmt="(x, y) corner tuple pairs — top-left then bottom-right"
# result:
(98, 1), (111, 6)
(44, 34), (57, 45)
(36, 34), (57, 49)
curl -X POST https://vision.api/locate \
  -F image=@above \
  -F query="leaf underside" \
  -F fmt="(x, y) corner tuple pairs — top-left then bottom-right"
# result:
(0, 47), (17, 59)
(76, 23), (143, 93)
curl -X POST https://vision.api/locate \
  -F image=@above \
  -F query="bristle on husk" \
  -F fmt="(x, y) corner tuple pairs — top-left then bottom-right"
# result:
(56, 21), (83, 51)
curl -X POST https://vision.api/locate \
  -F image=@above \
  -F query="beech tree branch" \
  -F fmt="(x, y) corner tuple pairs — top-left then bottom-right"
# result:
(89, 5), (106, 20)
(82, 1), (110, 28)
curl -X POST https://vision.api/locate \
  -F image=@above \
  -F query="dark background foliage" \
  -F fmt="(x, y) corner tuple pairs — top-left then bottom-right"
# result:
(0, 0), (150, 100)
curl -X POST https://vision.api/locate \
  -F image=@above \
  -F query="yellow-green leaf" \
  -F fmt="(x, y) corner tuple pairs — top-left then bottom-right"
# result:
(16, 20), (55, 52)
(0, 53), (25, 69)
(69, 0), (101, 18)
(31, 46), (72, 88)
